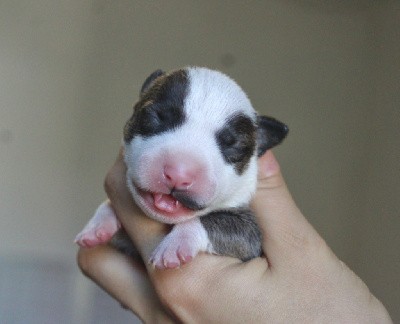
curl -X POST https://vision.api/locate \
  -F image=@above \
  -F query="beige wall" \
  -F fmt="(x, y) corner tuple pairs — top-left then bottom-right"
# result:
(0, 0), (398, 321)
(356, 1), (400, 317)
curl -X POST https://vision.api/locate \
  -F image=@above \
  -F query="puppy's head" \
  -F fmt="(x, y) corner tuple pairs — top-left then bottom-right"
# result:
(123, 67), (288, 224)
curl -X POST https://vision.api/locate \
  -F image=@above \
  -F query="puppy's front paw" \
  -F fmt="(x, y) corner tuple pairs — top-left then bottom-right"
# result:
(75, 201), (120, 248)
(149, 219), (211, 269)
(150, 233), (198, 269)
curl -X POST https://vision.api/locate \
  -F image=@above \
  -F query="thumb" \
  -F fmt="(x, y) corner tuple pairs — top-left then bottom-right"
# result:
(250, 151), (322, 268)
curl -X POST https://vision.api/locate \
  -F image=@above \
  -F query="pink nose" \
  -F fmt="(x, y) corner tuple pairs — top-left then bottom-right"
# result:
(163, 163), (197, 190)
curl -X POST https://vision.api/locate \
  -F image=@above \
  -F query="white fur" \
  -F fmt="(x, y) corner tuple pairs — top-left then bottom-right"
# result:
(186, 67), (256, 123)
(150, 217), (213, 268)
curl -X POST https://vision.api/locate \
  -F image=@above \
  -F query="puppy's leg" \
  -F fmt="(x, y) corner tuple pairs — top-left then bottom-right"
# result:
(200, 208), (262, 262)
(75, 200), (121, 248)
(150, 218), (213, 269)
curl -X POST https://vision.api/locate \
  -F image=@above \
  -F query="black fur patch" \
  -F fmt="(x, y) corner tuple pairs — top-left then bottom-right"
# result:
(256, 116), (289, 157)
(200, 207), (262, 261)
(140, 69), (165, 96)
(124, 69), (188, 142)
(216, 114), (256, 174)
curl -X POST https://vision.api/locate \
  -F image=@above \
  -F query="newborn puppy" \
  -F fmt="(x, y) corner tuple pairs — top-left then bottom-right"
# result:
(76, 67), (288, 269)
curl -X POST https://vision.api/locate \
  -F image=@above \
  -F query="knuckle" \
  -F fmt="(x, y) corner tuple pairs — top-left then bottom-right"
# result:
(103, 152), (127, 200)
(104, 168), (122, 199)
(76, 248), (93, 277)
(279, 222), (330, 259)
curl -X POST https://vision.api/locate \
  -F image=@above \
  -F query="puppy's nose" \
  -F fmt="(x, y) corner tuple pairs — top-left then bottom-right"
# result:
(163, 162), (197, 190)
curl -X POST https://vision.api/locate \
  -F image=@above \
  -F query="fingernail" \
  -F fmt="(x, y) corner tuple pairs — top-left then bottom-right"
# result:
(258, 150), (280, 178)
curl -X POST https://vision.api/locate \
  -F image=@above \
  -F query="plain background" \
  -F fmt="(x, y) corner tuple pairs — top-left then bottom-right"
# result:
(1, 1), (399, 322)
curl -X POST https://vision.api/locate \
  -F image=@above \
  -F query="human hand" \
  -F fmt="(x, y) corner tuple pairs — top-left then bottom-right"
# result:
(78, 149), (392, 323)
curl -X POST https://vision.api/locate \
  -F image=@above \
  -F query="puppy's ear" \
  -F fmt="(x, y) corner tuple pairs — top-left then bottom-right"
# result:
(140, 69), (165, 96)
(256, 116), (289, 157)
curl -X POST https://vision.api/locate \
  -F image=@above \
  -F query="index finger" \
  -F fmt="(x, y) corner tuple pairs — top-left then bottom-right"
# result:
(104, 149), (169, 261)
(251, 151), (324, 268)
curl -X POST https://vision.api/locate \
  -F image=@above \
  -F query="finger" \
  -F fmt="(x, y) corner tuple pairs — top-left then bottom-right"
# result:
(250, 151), (323, 268)
(77, 245), (174, 323)
(104, 150), (169, 261)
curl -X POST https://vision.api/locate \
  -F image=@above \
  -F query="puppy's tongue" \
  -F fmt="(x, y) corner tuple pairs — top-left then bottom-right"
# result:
(153, 193), (182, 213)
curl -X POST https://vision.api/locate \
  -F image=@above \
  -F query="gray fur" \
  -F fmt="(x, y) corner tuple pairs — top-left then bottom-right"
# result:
(200, 208), (262, 261)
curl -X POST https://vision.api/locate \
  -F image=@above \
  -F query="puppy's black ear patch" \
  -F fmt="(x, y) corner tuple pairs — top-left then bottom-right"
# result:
(140, 69), (165, 96)
(256, 116), (289, 157)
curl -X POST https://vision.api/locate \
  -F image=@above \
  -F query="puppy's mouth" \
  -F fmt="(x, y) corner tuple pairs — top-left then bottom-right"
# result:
(136, 187), (205, 219)
(169, 189), (205, 211)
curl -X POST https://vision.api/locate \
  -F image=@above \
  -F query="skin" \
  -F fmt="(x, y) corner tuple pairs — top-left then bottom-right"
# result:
(77, 150), (392, 323)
